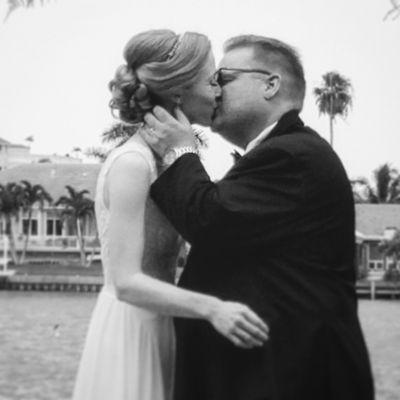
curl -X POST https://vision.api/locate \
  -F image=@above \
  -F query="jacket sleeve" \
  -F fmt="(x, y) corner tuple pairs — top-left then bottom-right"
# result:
(150, 148), (305, 247)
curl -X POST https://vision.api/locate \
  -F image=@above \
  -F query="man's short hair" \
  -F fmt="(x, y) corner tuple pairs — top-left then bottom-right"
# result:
(224, 35), (306, 107)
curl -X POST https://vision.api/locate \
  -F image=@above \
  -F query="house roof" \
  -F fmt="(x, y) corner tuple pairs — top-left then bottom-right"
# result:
(0, 137), (12, 146)
(0, 163), (101, 200)
(0, 137), (29, 148)
(355, 204), (400, 237)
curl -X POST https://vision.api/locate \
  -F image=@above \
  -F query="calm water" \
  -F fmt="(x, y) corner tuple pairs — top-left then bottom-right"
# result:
(0, 292), (399, 400)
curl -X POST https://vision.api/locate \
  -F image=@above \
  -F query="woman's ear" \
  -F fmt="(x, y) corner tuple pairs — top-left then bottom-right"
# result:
(264, 74), (281, 100)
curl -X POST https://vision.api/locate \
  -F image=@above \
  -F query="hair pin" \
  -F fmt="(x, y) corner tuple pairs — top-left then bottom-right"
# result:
(166, 34), (183, 60)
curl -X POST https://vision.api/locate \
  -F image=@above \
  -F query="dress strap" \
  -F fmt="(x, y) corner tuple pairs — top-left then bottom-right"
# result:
(95, 136), (157, 210)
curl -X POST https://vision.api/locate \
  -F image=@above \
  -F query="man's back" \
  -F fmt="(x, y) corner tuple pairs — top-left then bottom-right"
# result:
(180, 116), (356, 299)
(152, 111), (374, 400)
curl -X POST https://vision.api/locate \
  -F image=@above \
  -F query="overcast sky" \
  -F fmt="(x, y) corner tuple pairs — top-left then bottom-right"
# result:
(0, 0), (399, 179)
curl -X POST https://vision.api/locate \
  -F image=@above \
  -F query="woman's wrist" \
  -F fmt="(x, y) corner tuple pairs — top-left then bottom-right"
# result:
(199, 295), (221, 321)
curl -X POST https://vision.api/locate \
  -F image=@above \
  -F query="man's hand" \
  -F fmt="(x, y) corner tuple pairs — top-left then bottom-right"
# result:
(141, 106), (197, 158)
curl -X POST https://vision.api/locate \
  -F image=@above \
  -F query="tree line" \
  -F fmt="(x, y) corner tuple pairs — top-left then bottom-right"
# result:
(352, 163), (400, 281)
(0, 182), (95, 267)
(351, 163), (400, 204)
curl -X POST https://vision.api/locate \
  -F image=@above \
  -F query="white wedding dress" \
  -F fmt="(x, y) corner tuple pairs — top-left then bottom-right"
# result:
(72, 135), (181, 400)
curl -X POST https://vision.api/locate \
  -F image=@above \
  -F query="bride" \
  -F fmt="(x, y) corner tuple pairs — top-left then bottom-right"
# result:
(72, 30), (269, 400)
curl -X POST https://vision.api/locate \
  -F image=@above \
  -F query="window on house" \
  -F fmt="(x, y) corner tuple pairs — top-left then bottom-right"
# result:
(46, 219), (63, 236)
(368, 262), (375, 270)
(0, 220), (5, 235)
(368, 243), (383, 261)
(368, 261), (383, 270)
(4, 221), (11, 235)
(22, 219), (38, 236)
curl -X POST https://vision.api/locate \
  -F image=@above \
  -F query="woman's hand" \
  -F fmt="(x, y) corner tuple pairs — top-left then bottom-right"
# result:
(208, 300), (269, 349)
(142, 106), (197, 157)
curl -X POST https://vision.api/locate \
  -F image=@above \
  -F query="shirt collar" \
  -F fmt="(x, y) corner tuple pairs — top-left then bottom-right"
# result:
(244, 121), (277, 154)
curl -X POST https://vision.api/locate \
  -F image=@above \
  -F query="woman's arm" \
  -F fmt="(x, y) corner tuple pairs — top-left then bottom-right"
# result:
(105, 151), (269, 348)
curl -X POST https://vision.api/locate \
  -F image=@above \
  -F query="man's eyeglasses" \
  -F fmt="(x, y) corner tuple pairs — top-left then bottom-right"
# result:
(213, 67), (272, 86)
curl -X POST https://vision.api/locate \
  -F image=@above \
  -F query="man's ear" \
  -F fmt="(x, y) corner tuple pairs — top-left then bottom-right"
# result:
(263, 74), (281, 100)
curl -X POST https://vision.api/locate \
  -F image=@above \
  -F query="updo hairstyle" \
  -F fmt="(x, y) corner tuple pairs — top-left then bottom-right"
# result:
(109, 30), (211, 124)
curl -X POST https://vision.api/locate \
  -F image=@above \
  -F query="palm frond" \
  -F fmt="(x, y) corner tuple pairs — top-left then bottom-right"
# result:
(383, 0), (400, 21)
(388, 176), (400, 203)
(5, 0), (48, 21)
(0, 182), (24, 217)
(55, 195), (72, 207)
(20, 180), (53, 207)
(101, 123), (139, 145)
(353, 164), (400, 204)
(64, 185), (89, 200)
(55, 186), (94, 222)
(84, 146), (109, 162)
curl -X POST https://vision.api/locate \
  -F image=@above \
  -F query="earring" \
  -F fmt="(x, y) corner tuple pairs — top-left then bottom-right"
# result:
(175, 96), (182, 106)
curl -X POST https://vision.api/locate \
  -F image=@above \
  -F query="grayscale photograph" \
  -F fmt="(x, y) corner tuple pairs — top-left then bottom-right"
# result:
(0, 0), (399, 399)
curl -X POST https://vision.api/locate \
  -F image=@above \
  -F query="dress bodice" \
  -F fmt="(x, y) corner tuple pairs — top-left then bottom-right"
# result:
(95, 134), (181, 290)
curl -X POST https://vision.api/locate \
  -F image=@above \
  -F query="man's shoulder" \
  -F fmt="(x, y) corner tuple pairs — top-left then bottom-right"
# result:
(250, 124), (344, 172)
(239, 126), (324, 164)
(266, 125), (328, 154)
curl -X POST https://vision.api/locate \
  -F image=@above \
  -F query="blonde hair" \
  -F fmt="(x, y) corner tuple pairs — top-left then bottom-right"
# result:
(109, 30), (211, 124)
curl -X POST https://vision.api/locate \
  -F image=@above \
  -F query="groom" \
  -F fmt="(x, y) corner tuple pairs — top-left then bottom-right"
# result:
(143, 35), (374, 400)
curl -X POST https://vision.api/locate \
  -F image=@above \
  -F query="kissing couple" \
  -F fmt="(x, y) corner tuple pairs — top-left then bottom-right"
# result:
(73, 30), (374, 400)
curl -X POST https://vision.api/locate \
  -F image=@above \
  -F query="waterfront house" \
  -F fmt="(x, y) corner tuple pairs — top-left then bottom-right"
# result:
(0, 163), (101, 262)
(355, 204), (400, 279)
(0, 138), (31, 170)
(1, 155), (399, 273)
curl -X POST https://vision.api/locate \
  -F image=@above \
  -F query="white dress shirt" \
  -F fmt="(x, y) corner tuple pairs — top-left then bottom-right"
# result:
(244, 122), (277, 154)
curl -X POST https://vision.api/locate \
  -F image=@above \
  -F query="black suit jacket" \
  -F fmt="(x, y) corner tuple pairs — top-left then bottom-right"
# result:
(151, 111), (374, 400)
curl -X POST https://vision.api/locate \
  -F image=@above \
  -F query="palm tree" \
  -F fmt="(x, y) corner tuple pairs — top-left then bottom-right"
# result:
(102, 123), (139, 146)
(351, 163), (400, 203)
(84, 146), (109, 163)
(313, 71), (353, 147)
(55, 186), (95, 267)
(0, 183), (24, 264)
(19, 180), (52, 263)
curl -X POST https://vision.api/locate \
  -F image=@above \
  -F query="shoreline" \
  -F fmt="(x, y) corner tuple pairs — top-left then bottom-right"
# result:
(0, 273), (399, 299)
(0, 274), (103, 292)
